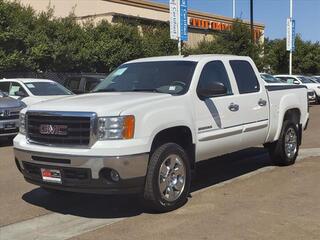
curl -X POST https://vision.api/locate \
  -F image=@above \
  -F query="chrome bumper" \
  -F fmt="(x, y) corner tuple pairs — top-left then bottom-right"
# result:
(14, 148), (149, 180)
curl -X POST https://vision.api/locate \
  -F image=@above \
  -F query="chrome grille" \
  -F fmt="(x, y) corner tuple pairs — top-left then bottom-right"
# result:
(26, 111), (97, 147)
(0, 109), (20, 120)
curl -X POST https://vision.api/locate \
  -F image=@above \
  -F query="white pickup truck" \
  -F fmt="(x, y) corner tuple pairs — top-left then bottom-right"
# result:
(14, 55), (309, 212)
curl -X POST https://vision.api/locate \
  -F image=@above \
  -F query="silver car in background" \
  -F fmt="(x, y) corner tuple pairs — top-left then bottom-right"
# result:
(0, 91), (26, 138)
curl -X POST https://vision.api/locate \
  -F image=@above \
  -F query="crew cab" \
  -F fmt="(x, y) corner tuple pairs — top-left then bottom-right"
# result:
(0, 79), (73, 106)
(14, 55), (309, 212)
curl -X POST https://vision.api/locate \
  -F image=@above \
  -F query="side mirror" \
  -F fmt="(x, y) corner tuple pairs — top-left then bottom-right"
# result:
(293, 80), (300, 85)
(15, 90), (27, 98)
(197, 82), (228, 99)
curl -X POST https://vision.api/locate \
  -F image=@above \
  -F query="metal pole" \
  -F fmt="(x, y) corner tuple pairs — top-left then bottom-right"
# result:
(233, 0), (236, 18)
(289, 0), (293, 75)
(250, 0), (254, 44)
(178, 38), (182, 55)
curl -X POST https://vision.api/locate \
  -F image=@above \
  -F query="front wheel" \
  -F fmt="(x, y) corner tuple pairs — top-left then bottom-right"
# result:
(144, 143), (191, 212)
(267, 120), (300, 166)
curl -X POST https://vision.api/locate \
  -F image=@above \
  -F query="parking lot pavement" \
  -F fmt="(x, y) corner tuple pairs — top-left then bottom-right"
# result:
(0, 105), (319, 240)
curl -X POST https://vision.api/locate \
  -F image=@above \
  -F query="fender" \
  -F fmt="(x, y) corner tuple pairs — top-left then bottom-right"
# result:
(273, 93), (302, 142)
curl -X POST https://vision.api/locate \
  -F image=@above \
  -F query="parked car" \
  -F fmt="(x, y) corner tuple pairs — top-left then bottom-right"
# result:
(312, 76), (320, 83)
(309, 76), (320, 84)
(260, 74), (316, 103)
(63, 74), (107, 94)
(0, 91), (25, 139)
(0, 78), (73, 106)
(275, 75), (320, 104)
(260, 73), (283, 84)
(14, 55), (309, 212)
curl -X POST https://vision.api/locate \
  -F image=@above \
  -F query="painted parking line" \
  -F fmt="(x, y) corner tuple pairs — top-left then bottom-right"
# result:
(1, 148), (319, 240)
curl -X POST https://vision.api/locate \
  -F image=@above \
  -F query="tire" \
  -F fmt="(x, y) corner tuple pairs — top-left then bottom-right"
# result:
(267, 120), (300, 166)
(144, 143), (191, 212)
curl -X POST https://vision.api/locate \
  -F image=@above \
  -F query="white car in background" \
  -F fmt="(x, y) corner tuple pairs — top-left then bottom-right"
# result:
(0, 79), (73, 105)
(261, 73), (316, 103)
(260, 73), (284, 85)
(275, 75), (320, 104)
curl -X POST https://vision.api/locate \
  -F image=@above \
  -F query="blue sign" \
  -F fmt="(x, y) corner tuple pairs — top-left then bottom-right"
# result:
(292, 19), (296, 51)
(180, 0), (188, 41)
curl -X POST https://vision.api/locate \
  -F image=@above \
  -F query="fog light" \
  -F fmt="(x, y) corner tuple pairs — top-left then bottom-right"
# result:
(110, 170), (120, 182)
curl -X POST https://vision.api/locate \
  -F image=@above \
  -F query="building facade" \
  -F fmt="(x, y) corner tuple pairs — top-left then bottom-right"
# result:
(12, 0), (265, 47)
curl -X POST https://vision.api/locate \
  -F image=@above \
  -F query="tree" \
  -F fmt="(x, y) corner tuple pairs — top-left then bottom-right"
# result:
(189, 19), (264, 70)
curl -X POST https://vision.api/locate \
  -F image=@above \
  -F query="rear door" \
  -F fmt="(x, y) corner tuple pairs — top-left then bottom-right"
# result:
(229, 60), (269, 148)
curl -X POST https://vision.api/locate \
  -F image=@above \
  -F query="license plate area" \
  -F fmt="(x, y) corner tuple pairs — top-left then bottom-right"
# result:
(41, 168), (62, 184)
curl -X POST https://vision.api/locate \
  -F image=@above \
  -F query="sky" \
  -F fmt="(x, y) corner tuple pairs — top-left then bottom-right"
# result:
(151, 0), (320, 42)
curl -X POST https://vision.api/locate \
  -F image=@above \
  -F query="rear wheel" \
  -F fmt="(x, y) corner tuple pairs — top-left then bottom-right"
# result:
(267, 120), (299, 166)
(144, 143), (191, 212)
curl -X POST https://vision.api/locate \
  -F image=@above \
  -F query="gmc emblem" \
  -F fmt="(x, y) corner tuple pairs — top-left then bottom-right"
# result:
(39, 124), (68, 136)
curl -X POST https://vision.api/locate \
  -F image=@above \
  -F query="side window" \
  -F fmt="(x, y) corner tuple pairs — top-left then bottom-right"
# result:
(85, 79), (100, 92)
(65, 78), (81, 91)
(284, 77), (297, 84)
(230, 60), (260, 94)
(198, 61), (233, 95)
(0, 82), (10, 93)
(9, 82), (27, 96)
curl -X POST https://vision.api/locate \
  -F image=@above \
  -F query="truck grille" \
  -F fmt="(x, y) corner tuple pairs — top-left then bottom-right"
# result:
(0, 109), (20, 120)
(26, 111), (97, 147)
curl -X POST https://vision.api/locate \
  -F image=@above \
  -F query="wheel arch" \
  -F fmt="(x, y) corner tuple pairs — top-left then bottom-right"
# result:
(150, 126), (196, 169)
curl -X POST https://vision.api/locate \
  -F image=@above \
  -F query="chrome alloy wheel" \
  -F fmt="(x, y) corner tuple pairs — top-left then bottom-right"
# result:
(158, 154), (186, 202)
(284, 127), (298, 158)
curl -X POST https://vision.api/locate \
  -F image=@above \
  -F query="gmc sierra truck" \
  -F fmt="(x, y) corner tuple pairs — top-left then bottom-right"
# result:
(14, 55), (309, 212)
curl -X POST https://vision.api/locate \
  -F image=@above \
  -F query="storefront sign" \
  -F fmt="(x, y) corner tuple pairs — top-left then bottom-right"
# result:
(189, 17), (263, 41)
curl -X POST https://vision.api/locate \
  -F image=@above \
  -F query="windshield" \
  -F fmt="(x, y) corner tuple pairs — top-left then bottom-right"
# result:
(298, 76), (314, 84)
(93, 61), (198, 95)
(25, 82), (73, 96)
(261, 74), (282, 83)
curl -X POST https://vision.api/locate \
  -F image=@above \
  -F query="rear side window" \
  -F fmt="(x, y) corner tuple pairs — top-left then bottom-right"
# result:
(65, 78), (81, 91)
(198, 61), (233, 95)
(85, 78), (101, 92)
(230, 60), (260, 94)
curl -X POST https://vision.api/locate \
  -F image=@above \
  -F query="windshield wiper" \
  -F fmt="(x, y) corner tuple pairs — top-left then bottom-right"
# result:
(129, 88), (163, 93)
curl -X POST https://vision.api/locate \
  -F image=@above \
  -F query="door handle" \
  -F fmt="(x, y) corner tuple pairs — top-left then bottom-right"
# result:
(258, 99), (267, 106)
(228, 103), (239, 112)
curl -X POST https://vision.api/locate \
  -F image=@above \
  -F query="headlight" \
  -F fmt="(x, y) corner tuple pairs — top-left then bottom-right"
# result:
(97, 116), (135, 140)
(19, 113), (26, 135)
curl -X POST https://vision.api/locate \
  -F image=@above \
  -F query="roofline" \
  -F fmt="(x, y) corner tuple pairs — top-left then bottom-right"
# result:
(104, 0), (265, 29)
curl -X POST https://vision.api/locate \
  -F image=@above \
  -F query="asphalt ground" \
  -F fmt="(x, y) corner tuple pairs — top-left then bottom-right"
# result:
(0, 105), (319, 240)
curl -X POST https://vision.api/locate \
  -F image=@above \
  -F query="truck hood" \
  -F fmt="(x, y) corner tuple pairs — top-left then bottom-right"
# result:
(22, 95), (71, 106)
(27, 92), (172, 116)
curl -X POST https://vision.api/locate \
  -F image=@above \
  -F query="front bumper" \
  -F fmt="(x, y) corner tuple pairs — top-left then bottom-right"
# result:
(0, 119), (19, 137)
(14, 148), (149, 194)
